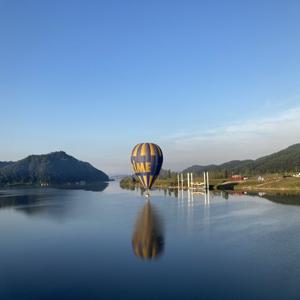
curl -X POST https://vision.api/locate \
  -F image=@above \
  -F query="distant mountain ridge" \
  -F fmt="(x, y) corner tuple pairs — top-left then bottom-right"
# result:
(0, 151), (109, 186)
(183, 143), (300, 176)
(0, 161), (14, 168)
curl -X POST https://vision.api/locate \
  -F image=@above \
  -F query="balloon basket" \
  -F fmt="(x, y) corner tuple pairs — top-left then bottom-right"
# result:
(145, 190), (151, 199)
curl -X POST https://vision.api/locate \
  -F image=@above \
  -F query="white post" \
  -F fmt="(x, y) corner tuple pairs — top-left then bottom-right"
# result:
(177, 174), (180, 188)
(206, 172), (209, 190)
(203, 172), (206, 189)
(181, 173), (184, 189)
(191, 173), (193, 188)
(187, 173), (190, 188)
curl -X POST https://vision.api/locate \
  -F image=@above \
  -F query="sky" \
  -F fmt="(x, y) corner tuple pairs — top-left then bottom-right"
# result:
(1, 0), (300, 174)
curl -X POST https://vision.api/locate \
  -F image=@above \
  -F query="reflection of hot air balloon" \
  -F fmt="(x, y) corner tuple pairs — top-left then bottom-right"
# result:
(131, 143), (163, 192)
(132, 202), (164, 260)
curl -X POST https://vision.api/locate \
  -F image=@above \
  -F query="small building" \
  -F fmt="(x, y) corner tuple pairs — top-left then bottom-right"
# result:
(231, 175), (244, 181)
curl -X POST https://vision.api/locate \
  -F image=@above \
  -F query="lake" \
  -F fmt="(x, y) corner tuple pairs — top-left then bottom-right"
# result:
(1, 182), (300, 300)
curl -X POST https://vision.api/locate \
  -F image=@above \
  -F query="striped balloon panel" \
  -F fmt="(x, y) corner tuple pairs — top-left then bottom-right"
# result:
(131, 143), (163, 189)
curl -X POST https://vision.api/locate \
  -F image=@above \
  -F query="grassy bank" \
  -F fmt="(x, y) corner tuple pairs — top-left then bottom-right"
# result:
(120, 174), (300, 192)
(120, 176), (177, 190)
(232, 176), (300, 192)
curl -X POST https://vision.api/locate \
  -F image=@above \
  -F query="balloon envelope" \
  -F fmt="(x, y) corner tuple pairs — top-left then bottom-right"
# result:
(131, 143), (163, 189)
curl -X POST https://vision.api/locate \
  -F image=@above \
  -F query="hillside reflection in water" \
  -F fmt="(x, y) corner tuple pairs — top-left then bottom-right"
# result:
(0, 182), (108, 218)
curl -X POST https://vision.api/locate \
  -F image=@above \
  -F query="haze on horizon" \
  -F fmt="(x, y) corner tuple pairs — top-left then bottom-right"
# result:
(1, 0), (300, 175)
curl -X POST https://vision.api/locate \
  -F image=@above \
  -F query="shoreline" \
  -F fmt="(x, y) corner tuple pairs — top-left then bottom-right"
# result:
(120, 176), (300, 194)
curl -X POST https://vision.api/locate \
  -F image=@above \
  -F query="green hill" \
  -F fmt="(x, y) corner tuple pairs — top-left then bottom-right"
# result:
(183, 143), (300, 177)
(0, 151), (109, 186)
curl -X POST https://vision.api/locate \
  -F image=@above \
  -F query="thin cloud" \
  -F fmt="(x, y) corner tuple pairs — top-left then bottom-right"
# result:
(162, 105), (300, 170)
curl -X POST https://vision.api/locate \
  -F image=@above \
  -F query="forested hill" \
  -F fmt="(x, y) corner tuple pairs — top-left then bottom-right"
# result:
(183, 143), (300, 177)
(0, 151), (109, 185)
(0, 161), (14, 168)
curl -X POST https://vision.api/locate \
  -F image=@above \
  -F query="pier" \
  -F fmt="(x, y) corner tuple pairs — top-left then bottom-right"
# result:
(170, 171), (210, 192)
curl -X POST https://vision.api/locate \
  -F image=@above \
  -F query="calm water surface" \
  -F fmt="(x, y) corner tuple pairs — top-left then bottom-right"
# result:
(1, 182), (300, 300)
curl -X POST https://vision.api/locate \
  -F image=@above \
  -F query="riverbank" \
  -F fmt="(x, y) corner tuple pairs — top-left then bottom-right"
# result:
(232, 176), (300, 192)
(120, 175), (300, 193)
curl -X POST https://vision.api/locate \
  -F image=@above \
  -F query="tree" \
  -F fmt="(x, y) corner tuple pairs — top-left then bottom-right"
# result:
(168, 169), (171, 178)
(224, 169), (228, 179)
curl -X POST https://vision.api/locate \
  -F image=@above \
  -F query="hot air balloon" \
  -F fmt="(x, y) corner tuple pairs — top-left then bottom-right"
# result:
(131, 143), (163, 192)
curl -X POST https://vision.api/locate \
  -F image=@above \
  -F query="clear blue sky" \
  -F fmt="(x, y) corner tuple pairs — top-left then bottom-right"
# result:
(1, 0), (300, 174)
